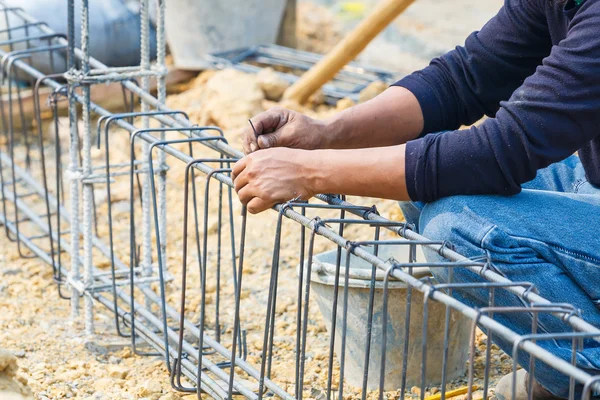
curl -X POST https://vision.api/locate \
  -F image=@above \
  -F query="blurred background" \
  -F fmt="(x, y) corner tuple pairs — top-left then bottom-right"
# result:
(1, 0), (503, 76)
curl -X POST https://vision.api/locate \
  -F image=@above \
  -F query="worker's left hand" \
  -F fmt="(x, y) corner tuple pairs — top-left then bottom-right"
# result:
(232, 147), (317, 214)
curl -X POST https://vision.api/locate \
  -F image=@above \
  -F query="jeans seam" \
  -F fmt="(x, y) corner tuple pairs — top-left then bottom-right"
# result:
(478, 225), (582, 337)
(527, 239), (600, 265)
(508, 234), (600, 301)
(550, 243), (600, 264)
(572, 178), (588, 194)
(476, 221), (600, 270)
(479, 223), (497, 249)
(478, 224), (510, 277)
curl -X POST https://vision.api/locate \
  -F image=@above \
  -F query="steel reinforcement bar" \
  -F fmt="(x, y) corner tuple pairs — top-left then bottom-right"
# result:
(1, 2), (600, 399)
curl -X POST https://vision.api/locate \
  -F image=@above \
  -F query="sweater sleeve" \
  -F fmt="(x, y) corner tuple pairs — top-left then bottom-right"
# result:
(393, 0), (551, 134)
(400, 0), (600, 202)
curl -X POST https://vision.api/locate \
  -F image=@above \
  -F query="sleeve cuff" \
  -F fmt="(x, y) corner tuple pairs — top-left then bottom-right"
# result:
(392, 72), (445, 136)
(404, 137), (426, 202)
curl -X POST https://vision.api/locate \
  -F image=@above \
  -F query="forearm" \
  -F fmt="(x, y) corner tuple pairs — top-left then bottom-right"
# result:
(321, 87), (424, 150)
(308, 145), (410, 201)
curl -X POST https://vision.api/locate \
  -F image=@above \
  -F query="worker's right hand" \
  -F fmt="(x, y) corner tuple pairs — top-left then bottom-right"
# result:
(242, 107), (326, 155)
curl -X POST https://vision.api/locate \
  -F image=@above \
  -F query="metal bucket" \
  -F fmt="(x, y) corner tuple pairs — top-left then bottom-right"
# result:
(165, 0), (287, 70)
(303, 246), (471, 391)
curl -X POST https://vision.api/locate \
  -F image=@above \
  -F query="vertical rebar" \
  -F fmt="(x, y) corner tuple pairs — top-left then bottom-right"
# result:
(80, 0), (94, 335)
(140, 0), (153, 312)
(156, 0), (168, 281)
(67, 0), (81, 320)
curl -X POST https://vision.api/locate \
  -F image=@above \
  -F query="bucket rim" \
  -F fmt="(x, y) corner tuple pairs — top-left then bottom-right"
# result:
(297, 249), (431, 289)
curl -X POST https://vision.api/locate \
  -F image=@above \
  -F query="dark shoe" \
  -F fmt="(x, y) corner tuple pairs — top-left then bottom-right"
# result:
(495, 369), (565, 400)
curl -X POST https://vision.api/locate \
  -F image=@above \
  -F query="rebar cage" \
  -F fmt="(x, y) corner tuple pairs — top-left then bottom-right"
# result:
(0, 1), (599, 399)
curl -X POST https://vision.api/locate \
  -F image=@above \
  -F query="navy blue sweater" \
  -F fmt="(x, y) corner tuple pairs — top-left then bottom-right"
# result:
(394, 0), (600, 202)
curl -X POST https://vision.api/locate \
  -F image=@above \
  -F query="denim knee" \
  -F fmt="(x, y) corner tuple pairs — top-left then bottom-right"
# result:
(419, 196), (491, 250)
(397, 201), (425, 231)
(417, 196), (499, 304)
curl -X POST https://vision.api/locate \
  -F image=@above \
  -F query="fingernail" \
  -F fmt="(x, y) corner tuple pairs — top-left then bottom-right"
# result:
(250, 143), (257, 152)
(258, 137), (269, 148)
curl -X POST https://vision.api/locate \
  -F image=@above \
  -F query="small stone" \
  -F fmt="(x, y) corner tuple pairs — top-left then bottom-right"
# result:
(31, 370), (46, 382)
(159, 394), (182, 400)
(94, 377), (114, 392)
(118, 347), (133, 359)
(310, 387), (327, 400)
(13, 349), (26, 358)
(257, 67), (290, 101)
(56, 369), (83, 382)
(84, 341), (109, 356)
(107, 355), (121, 364)
(411, 386), (421, 396)
(108, 365), (129, 379)
(3, 268), (22, 275)
(430, 387), (439, 394)
(136, 379), (163, 398)
(336, 97), (354, 110)
(252, 340), (263, 351)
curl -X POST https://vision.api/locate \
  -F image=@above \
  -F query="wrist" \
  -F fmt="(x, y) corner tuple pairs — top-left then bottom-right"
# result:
(301, 149), (329, 196)
(307, 119), (328, 150)
(321, 113), (347, 149)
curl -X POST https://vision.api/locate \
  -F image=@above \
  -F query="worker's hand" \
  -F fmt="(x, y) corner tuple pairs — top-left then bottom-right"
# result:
(242, 107), (327, 155)
(232, 147), (318, 214)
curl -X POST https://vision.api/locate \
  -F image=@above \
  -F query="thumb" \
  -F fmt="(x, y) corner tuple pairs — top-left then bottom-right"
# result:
(257, 132), (279, 149)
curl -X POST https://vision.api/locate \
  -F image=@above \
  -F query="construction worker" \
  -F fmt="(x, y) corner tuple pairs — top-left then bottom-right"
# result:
(233, 0), (600, 398)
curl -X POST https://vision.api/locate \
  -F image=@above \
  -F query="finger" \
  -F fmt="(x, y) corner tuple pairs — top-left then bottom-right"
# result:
(232, 157), (248, 182)
(233, 169), (250, 193)
(247, 197), (273, 214)
(257, 132), (278, 149)
(241, 126), (256, 155)
(251, 107), (288, 135)
(237, 186), (255, 206)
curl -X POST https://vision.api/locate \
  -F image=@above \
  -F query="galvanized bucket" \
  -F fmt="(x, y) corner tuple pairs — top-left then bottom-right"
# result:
(303, 246), (471, 390)
(165, 0), (287, 70)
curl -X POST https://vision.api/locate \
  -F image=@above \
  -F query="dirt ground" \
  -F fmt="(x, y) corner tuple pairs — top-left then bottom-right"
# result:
(0, 2), (511, 399)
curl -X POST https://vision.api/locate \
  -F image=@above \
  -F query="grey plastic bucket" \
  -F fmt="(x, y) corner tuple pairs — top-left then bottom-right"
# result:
(165, 0), (287, 70)
(302, 246), (471, 391)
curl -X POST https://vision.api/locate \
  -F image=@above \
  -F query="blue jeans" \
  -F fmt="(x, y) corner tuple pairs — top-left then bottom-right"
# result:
(400, 155), (600, 398)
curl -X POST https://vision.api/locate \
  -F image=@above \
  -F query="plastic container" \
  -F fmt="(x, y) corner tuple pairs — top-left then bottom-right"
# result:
(303, 246), (471, 390)
(165, 0), (287, 70)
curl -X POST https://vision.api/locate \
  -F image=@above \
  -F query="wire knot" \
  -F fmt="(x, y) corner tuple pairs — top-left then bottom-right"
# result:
(311, 216), (325, 232)
(362, 204), (379, 218)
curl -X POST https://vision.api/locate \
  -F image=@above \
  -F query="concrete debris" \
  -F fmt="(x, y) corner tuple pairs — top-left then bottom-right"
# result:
(0, 349), (33, 400)
(167, 69), (264, 129)
(257, 67), (290, 101)
(296, 2), (341, 55)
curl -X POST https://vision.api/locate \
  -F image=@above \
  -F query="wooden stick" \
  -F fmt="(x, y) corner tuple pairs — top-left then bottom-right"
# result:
(284, 0), (415, 104)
